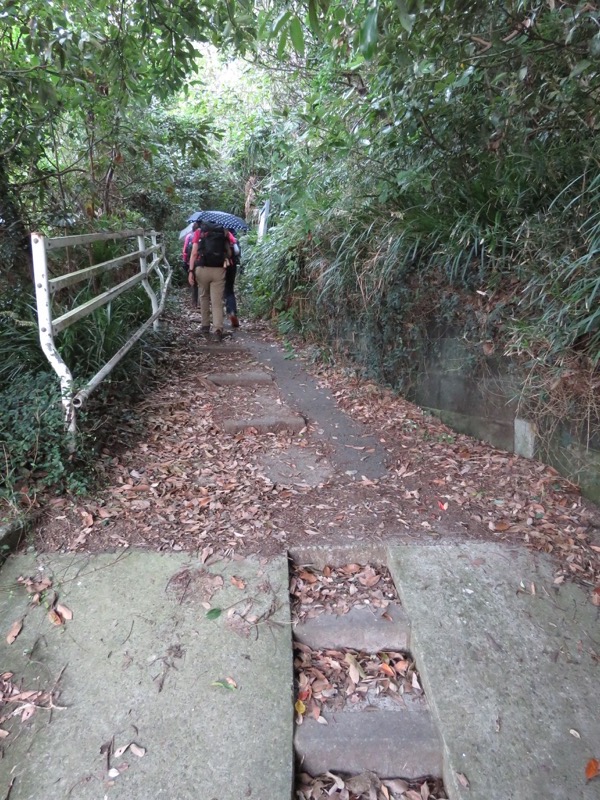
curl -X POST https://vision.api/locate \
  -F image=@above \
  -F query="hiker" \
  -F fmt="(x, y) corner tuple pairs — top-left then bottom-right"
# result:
(182, 221), (199, 307)
(224, 231), (241, 328)
(188, 221), (236, 341)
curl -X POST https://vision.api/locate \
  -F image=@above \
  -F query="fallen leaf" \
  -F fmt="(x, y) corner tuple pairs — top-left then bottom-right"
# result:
(297, 687), (311, 702)
(384, 778), (409, 794)
(81, 511), (94, 527)
(0, 729), (9, 739)
(493, 520), (511, 532)
(21, 705), (35, 722)
(344, 653), (362, 684)
(570, 729), (580, 739)
(211, 677), (237, 691)
(6, 619), (23, 645)
(316, 715), (328, 724)
(48, 610), (63, 626)
(295, 699), (306, 715)
(55, 603), (73, 621)
(206, 608), (222, 621)
(586, 758), (600, 781)
(456, 772), (470, 788)
(591, 587), (600, 607)
(438, 500), (448, 511)
(230, 575), (246, 590)
(108, 768), (120, 779)
(298, 570), (318, 583)
(114, 744), (129, 758)
(327, 773), (345, 791)
(130, 743), (146, 758)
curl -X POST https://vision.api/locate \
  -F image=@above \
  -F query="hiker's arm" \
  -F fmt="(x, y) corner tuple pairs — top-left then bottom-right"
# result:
(188, 242), (198, 285)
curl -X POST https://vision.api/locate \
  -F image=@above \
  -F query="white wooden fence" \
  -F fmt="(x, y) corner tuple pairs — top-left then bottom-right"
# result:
(30, 228), (172, 438)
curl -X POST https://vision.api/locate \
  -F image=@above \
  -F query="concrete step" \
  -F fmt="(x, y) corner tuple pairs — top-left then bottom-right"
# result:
(223, 412), (306, 435)
(295, 701), (443, 780)
(207, 371), (273, 387)
(290, 559), (441, 787)
(0, 552), (294, 800)
(294, 604), (410, 652)
(387, 543), (600, 800)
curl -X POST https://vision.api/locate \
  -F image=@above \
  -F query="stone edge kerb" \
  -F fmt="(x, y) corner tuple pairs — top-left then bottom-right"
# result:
(385, 544), (468, 800)
(0, 511), (40, 565)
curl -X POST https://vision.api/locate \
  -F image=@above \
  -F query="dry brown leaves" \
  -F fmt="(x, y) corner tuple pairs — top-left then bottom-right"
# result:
(0, 671), (64, 737)
(29, 303), (600, 605)
(15, 573), (73, 626)
(307, 362), (600, 589)
(291, 563), (399, 622)
(294, 644), (421, 720)
(296, 771), (447, 800)
(35, 328), (306, 556)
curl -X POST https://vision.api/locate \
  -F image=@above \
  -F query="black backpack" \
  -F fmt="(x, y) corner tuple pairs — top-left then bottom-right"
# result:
(198, 221), (230, 267)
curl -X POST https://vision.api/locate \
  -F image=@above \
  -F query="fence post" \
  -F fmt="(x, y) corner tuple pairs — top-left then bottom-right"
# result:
(150, 231), (166, 299)
(30, 232), (77, 446)
(138, 233), (160, 331)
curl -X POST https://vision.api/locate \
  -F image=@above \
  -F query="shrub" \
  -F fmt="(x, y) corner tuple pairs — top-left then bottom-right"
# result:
(0, 372), (95, 508)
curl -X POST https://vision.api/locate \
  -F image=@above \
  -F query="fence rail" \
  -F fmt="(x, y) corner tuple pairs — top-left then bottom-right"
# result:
(31, 228), (173, 440)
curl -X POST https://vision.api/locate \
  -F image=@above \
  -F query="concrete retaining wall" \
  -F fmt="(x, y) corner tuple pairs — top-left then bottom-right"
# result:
(332, 326), (600, 504)
(409, 335), (600, 503)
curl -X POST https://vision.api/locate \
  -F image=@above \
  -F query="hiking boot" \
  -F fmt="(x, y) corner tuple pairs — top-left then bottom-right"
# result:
(229, 313), (239, 328)
(201, 326), (211, 339)
(215, 329), (232, 342)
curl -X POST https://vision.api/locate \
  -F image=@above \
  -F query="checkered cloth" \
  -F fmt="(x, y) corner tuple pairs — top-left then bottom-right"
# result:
(187, 211), (249, 231)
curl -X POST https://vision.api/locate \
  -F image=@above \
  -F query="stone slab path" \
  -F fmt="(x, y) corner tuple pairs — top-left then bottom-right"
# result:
(0, 552), (293, 800)
(237, 331), (389, 479)
(388, 542), (600, 800)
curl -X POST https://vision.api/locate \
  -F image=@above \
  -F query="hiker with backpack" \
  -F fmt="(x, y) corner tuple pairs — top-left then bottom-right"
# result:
(182, 221), (199, 307)
(224, 231), (241, 328)
(188, 221), (236, 341)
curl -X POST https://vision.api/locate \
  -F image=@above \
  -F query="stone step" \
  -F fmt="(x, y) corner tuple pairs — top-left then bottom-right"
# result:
(223, 412), (306, 435)
(294, 604), (410, 652)
(295, 701), (443, 780)
(207, 371), (273, 387)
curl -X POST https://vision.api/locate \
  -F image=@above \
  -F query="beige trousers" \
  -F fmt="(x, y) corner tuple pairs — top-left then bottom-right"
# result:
(195, 266), (225, 331)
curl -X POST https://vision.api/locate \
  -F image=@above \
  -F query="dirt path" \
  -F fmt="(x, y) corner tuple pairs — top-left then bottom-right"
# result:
(32, 292), (600, 595)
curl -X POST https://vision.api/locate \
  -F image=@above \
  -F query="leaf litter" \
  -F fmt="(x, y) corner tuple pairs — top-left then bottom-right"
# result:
(291, 563), (399, 623)
(296, 771), (447, 799)
(27, 305), (599, 604)
(294, 644), (422, 719)
(0, 669), (66, 737)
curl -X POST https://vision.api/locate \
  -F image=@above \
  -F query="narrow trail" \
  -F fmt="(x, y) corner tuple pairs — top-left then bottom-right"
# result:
(34, 291), (599, 590)
(2, 290), (600, 800)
